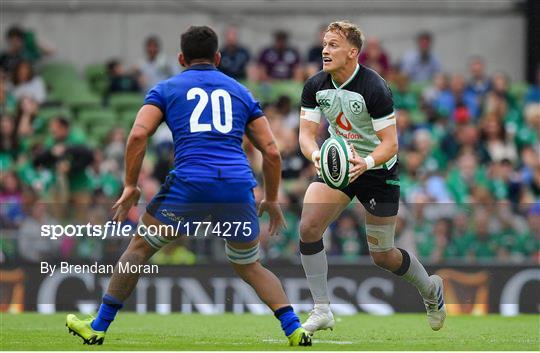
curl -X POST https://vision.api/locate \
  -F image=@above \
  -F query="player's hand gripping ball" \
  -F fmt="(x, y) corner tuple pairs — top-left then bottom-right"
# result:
(319, 135), (353, 189)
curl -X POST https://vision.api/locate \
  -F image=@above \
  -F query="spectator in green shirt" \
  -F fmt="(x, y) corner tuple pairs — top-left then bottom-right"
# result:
(330, 210), (368, 261)
(465, 209), (501, 262)
(447, 211), (474, 259)
(446, 151), (491, 204)
(38, 117), (94, 222)
(515, 103), (540, 150)
(429, 218), (454, 263)
(393, 72), (418, 112)
(520, 205), (540, 261)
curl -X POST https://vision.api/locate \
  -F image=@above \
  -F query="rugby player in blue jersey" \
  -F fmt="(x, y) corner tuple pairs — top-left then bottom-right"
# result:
(66, 26), (311, 347)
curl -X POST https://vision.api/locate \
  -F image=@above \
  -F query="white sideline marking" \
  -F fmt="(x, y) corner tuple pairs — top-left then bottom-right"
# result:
(262, 338), (353, 345)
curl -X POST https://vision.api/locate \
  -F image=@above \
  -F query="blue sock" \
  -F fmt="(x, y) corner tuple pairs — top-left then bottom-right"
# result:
(274, 305), (301, 337)
(91, 294), (123, 332)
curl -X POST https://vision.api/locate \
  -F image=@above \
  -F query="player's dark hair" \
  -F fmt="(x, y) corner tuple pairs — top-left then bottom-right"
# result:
(181, 26), (218, 64)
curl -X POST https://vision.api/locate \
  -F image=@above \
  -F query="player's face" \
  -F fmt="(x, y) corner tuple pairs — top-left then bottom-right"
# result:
(321, 31), (357, 73)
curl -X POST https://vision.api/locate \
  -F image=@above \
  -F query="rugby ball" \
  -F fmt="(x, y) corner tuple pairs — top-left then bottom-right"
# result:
(320, 136), (352, 189)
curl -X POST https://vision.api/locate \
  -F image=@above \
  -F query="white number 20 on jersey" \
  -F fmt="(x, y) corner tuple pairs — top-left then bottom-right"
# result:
(187, 88), (233, 133)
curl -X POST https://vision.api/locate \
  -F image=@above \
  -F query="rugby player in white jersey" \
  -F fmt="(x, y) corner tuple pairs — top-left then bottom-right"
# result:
(298, 21), (446, 334)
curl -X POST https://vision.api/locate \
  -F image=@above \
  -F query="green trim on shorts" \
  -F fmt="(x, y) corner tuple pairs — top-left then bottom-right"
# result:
(385, 180), (400, 186)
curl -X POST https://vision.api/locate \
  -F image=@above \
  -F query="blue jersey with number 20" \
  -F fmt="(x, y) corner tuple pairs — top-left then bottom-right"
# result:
(143, 64), (263, 183)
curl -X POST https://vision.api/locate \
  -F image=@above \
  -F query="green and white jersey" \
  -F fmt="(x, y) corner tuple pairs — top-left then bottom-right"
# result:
(300, 64), (397, 170)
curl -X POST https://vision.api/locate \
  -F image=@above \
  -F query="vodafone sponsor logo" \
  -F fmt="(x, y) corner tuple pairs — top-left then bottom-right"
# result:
(336, 112), (352, 131)
(335, 112), (362, 139)
(335, 128), (362, 140)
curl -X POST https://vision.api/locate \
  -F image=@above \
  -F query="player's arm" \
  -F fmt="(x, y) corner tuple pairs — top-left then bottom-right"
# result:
(349, 116), (398, 182)
(246, 116), (280, 201)
(299, 118), (321, 171)
(349, 76), (397, 182)
(112, 105), (162, 221)
(349, 121), (398, 177)
(245, 116), (285, 235)
(371, 122), (398, 164)
(298, 77), (322, 170)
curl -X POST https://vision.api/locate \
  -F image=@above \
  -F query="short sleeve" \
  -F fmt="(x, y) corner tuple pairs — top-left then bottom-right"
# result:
(300, 77), (322, 123)
(144, 82), (166, 113)
(301, 77), (318, 110)
(366, 78), (394, 120)
(244, 88), (264, 122)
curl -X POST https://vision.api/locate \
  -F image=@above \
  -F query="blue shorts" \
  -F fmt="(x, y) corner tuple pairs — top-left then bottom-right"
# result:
(146, 174), (259, 243)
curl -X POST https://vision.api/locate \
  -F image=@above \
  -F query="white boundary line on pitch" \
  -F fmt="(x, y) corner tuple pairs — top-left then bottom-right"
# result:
(5, 351), (538, 353)
(262, 338), (354, 345)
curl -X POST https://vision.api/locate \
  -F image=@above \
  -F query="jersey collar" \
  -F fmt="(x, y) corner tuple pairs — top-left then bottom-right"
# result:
(185, 63), (218, 71)
(331, 64), (360, 89)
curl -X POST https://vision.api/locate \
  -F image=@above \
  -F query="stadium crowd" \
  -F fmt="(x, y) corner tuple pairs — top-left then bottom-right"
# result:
(1, 25), (539, 265)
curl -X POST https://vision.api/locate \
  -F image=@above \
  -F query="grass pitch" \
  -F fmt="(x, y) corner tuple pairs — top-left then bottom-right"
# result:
(0, 313), (538, 350)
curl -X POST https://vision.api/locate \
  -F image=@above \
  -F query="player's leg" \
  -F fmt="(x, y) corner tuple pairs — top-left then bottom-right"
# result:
(299, 181), (351, 333)
(364, 210), (446, 331)
(357, 164), (446, 330)
(66, 212), (174, 344)
(226, 239), (310, 346)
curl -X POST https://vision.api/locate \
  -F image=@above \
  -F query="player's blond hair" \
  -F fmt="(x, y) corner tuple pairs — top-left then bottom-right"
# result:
(326, 21), (364, 51)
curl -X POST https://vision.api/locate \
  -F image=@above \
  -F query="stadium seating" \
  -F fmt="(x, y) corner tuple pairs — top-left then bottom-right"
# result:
(119, 109), (139, 131)
(109, 93), (144, 113)
(41, 62), (78, 84)
(77, 107), (117, 128)
(85, 63), (109, 96)
(268, 80), (304, 107)
(38, 105), (72, 122)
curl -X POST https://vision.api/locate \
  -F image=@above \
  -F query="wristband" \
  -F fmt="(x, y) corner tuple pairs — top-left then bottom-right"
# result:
(364, 155), (375, 170)
(311, 150), (320, 163)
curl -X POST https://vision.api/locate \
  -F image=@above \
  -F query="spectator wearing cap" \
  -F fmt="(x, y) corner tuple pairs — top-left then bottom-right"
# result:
(257, 30), (302, 81)
(218, 25), (251, 80)
(400, 31), (441, 82)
